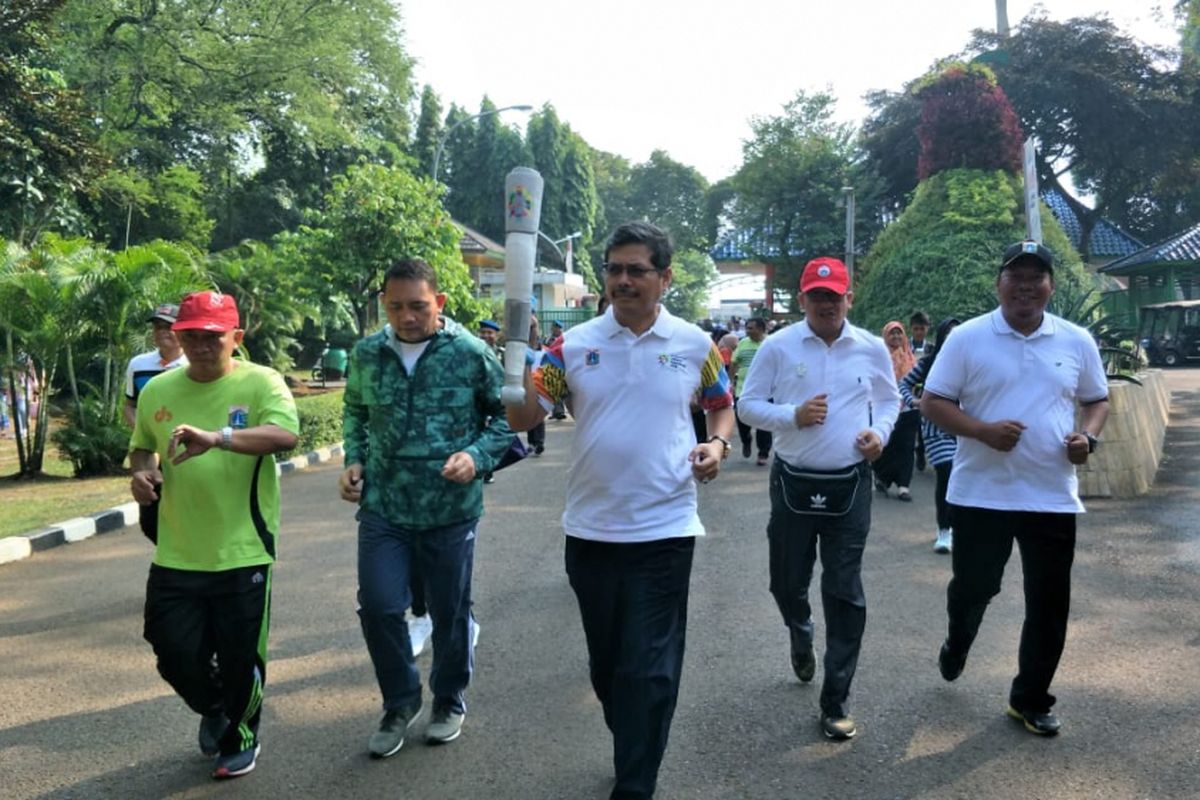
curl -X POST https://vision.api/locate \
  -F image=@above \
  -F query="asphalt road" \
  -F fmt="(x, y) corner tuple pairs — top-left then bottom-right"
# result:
(3, 372), (1200, 800)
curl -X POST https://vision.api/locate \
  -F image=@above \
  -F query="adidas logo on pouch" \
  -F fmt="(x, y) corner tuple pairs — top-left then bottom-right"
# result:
(810, 494), (827, 510)
(251, 572), (264, 584)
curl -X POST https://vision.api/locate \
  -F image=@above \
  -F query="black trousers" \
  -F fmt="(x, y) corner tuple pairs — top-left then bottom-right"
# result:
(934, 462), (952, 530)
(527, 420), (545, 449)
(144, 564), (271, 756)
(566, 536), (694, 800)
(767, 460), (871, 718)
(946, 506), (1076, 713)
(873, 409), (919, 489)
(735, 399), (773, 457)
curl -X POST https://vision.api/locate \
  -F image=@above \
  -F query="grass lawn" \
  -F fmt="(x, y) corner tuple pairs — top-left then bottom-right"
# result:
(0, 425), (131, 538)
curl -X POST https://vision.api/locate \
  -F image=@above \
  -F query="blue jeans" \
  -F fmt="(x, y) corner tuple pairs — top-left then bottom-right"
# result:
(356, 509), (476, 715)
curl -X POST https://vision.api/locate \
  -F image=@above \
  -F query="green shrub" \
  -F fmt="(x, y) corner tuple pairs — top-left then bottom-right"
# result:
(854, 168), (1093, 332)
(52, 398), (131, 477)
(282, 390), (344, 458)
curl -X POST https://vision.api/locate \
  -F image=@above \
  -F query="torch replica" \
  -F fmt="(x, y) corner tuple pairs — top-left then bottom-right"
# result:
(501, 167), (544, 406)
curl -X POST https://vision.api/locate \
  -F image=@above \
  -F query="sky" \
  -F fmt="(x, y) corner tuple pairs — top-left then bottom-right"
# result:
(399, 0), (1182, 182)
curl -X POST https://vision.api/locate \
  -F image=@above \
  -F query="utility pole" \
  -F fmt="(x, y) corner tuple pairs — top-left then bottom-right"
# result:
(842, 186), (856, 279)
(995, 0), (1010, 37)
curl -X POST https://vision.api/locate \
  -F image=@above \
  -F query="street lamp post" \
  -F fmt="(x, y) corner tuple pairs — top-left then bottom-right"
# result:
(538, 230), (583, 272)
(432, 104), (534, 182)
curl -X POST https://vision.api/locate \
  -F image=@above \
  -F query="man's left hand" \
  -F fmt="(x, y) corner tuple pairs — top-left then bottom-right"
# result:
(442, 451), (477, 484)
(168, 424), (219, 466)
(1064, 432), (1091, 465)
(689, 441), (724, 484)
(855, 429), (884, 462)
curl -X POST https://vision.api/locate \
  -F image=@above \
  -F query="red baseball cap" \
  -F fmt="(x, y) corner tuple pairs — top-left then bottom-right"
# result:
(172, 291), (240, 332)
(800, 257), (850, 295)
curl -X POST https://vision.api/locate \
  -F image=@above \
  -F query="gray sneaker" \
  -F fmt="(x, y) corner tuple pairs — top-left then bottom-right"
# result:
(212, 744), (260, 779)
(198, 712), (228, 757)
(821, 714), (857, 740)
(425, 707), (465, 744)
(368, 705), (422, 759)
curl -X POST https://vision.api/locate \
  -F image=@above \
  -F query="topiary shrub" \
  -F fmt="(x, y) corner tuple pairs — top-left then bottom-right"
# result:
(853, 168), (1092, 332)
(281, 390), (344, 458)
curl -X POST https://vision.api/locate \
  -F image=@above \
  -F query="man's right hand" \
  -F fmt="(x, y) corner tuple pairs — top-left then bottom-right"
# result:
(339, 464), (364, 502)
(130, 469), (163, 505)
(976, 420), (1026, 452)
(793, 394), (829, 428)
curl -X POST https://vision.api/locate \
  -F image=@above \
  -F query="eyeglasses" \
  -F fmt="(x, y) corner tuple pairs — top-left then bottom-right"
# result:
(602, 262), (661, 279)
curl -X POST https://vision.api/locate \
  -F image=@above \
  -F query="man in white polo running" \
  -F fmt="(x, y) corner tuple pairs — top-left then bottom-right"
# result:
(921, 240), (1109, 736)
(507, 221), (734, 800)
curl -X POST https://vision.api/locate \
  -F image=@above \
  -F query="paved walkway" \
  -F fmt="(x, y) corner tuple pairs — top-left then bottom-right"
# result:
(1, 371), (1199, 799)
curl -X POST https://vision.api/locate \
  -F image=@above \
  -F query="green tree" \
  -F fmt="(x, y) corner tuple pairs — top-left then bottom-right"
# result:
(283, 162), (480, 336)
(664, 250), (718, 321)
(52, 0), (415, 247)
(209, 240), (312, 372)
(0, 0), (104, 245)
(90, 165), (214, 251)
(411, 85), (443, 178)
(627, 150), (712, 253)
(730, 90), (881, 311)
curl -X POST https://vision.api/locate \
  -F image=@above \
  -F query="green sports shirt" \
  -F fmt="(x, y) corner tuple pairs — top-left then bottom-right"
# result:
(130, 361), (300, 572)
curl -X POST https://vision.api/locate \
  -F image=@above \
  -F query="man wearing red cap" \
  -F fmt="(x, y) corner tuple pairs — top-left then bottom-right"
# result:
(738, 257), (899, 741)
(129, 290), (299, 779)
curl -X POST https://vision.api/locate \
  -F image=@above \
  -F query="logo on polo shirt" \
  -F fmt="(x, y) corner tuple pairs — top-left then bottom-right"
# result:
(154, 405), (173, 423)
(586, 349), (600, 366)
(228, 405), (249, 429)
(657, 353), (688, 372)
(809, 493), (827, 510)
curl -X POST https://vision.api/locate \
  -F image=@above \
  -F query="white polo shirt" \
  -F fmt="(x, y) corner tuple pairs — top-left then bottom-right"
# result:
(924, 309), (1108, 513)
(738, 320), (899, 470)
(534, 307), (733, 543)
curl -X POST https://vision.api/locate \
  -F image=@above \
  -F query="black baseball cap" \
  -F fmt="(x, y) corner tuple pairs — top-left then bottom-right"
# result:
(1000, 240), (1054, 273)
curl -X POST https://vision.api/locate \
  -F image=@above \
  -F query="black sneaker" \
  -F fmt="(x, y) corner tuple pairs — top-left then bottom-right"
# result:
(938, 639), (967, 681)
(368, 705), (422, 758)
(742, 441), (752, 458)
(1006, 705), (1061, 736)
(198, 712), (228, 757)
(212, 744), (260, 779)
(791, 644), (816, 683)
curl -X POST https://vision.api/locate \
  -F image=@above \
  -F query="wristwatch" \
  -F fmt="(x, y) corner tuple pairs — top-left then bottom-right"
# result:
(1084, 432), (1099, 454)
(707, 435), (732, 459)
(220, 426), (234, 451)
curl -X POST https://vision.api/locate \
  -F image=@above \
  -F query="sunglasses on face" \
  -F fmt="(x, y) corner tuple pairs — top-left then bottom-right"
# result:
(602, 262), (661, 279)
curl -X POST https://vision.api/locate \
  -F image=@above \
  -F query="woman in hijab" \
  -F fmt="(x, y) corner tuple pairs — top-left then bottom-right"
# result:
(873, 320), (919, 501)
(899, 317), (961, 553)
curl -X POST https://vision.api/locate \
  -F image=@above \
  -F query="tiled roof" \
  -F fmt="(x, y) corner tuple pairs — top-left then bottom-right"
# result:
(1100, 220), (1200, 275)
(1041, 189), (1143, 260)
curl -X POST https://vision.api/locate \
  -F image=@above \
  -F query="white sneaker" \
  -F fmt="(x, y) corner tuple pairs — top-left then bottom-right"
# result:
(408, 614), (433, 656)
(470, 617), (481, 649)
(934, 528), (953, 554)
(886, 482), (900, 499)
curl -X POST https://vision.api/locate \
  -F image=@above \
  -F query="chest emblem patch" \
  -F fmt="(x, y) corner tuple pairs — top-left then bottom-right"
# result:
(657, 353), (688, 372)
(228, 405), (250, 429)
(796, 363), (808, 378)
(154, 405), (173, 423)
(586, 349), (600, 366)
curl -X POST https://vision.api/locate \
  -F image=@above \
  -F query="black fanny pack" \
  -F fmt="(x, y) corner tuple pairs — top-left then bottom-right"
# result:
(774, 459), (864, 517)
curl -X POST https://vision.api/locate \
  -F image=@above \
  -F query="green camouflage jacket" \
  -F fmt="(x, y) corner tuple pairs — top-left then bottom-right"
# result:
(343, 321), (513, 528)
